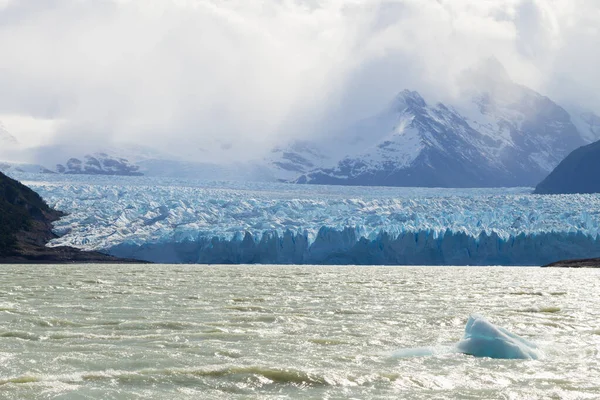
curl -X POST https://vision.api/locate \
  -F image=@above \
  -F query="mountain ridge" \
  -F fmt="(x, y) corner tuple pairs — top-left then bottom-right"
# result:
(2, 61), (599, 187)
(267, 66), (594, 187)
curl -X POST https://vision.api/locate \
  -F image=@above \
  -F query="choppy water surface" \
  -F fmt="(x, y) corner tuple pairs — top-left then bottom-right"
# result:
(1, 265), (599, 399)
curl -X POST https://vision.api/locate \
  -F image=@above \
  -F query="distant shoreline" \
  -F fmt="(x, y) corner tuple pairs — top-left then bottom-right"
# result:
(542, 258), (600, 268)
(0, 245), (148, 264)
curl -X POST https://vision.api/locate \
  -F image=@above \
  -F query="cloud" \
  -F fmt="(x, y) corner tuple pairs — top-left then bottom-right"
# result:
(0, 0), (598, 162)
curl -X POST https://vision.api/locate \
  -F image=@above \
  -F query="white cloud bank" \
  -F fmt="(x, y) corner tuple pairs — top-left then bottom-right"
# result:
(0, 0), (598, 162)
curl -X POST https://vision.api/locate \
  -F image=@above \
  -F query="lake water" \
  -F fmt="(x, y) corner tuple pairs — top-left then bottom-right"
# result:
(1, 265), (599, 399)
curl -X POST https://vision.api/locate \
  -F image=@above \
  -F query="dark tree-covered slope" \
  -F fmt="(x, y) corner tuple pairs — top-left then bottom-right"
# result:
(0, 171), (62, 255)
(535, 140), (600, 194)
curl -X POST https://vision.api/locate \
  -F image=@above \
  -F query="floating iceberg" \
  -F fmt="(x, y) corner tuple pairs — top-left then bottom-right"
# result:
(14, 174), (600, 265)
(392, 315), (540, 360)
(456, 315), (540, 360)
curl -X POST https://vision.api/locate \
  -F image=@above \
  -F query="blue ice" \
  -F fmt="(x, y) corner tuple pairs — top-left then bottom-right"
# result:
(18, 176), (600, 265)
(391, 315), (540, 360)
(456, 315), (540, 360)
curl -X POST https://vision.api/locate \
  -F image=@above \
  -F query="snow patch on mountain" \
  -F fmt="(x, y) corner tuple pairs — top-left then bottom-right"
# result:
(358, 116), (423, 169)
(56, 153), (143, 176)
(265, 140), (333, 181)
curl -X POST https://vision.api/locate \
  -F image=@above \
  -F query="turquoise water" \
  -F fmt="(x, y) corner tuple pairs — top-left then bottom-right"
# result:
(1, 265), (599, 399)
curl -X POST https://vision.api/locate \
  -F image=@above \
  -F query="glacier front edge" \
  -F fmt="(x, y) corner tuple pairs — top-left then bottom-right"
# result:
(19, 175), (600, 265)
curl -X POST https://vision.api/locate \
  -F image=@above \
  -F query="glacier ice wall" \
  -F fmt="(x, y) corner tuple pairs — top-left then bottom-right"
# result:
(17, 174), (600, 265)
(106, 228), (600, 265)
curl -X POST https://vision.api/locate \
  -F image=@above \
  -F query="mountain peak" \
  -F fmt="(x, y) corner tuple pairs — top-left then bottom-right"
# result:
(285, 75), (588, 188)
(391, 90), (427, 112)
(476, 57), (510, 82)
(459, 57), (512, 96)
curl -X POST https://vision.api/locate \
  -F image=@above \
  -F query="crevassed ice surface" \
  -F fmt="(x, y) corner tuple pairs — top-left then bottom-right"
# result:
(17, 173), (600, 265)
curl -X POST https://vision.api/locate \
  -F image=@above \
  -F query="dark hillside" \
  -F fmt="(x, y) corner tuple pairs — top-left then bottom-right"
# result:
(535, 140), (600, 194)
(0, 172), (63, 256)
(0, 171), (144, 263)
(542, 258), (600, 268)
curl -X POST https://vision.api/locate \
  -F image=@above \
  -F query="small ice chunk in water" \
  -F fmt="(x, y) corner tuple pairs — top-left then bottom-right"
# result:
(390, 347), (439, 358)
(456, 314), (540, 360)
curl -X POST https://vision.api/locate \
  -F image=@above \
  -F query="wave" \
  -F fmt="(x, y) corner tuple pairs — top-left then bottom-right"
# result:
(0, 331), (40, 341)
(0, 366), (332, 388)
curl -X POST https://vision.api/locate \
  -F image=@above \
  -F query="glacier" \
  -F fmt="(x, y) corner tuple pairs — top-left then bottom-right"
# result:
(15, 173), (600, 265)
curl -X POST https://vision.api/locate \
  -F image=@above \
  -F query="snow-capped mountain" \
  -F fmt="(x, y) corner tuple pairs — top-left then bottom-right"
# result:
(293, 90), (522, 187)
(0, 161), (54, 175)
(265, 140), (333, 181)
(4, 59), (597, 187)
(55, 153), (143, 176)
(269, 60), (591, 188)
(0, 136), (273, 180)
(50, 145), (273, 180)
(29, 143), (181, 177)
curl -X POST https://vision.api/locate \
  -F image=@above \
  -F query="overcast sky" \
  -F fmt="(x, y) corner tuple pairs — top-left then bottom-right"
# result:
(0, 0), (598, 162)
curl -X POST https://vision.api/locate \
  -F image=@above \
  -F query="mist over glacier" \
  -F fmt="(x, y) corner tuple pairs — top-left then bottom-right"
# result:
(18, 174), (600, 265)
(0, 0), (599, 165)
